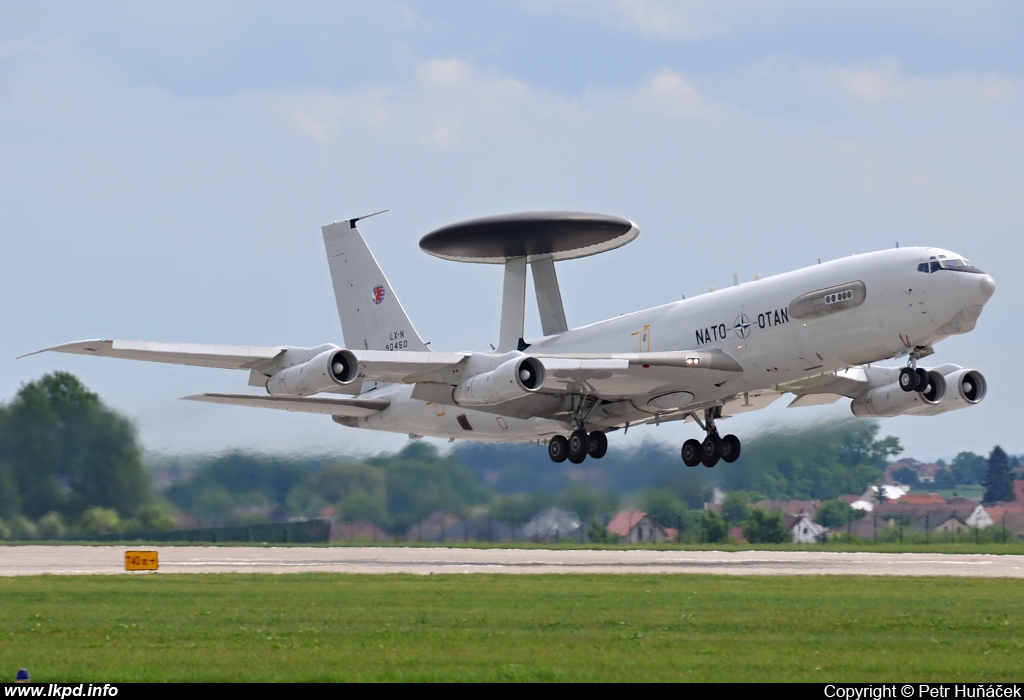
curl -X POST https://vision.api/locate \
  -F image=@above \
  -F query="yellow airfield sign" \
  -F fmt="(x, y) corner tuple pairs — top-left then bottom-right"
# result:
(125, 550), (159, 571)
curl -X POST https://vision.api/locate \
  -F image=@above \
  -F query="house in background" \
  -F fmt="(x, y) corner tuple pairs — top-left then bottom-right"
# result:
(607, 510), (675, 544)
(914, 513), (969, 535)
(784, 513), (827, 543)
(887, 457), (943, 484)
(519, 508), (583, 543)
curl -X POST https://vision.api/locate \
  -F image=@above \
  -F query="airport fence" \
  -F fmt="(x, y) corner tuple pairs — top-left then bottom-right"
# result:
(70, 518), (332, 544)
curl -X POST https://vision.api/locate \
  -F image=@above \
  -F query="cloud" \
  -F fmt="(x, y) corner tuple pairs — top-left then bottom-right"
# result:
(605, 0), (725, 41)
(262, 58), (549, 151)
(633, 68), (702, 114)
(822, 60), (1019, 109)
(4, 19), (1023, 458)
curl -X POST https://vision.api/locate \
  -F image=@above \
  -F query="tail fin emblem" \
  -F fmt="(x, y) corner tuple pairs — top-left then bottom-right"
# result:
(372, 285), (386, 305)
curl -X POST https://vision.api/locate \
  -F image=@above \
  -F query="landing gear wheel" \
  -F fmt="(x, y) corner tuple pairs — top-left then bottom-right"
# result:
(915, 368), (929, 393)
(681, 439), (702, 467)
(587, 431), (608, 459)
(701, 434), (723, 468)
(899, 367), (918, 392)
(548, 435), (569, 463)
(568, 429), (589, 464)
(721, 434), (742, 463)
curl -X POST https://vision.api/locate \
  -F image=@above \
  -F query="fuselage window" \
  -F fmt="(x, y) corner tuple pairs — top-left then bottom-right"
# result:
(824, 290), (853, 304)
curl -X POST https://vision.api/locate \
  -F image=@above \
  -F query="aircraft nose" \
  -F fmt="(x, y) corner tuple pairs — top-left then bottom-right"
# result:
(980, 273), (996, 300)
(958, 272), (996, 307)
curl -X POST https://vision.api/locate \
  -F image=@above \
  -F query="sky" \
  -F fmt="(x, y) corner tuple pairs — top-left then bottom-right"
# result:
(2, 1), (1022, 461)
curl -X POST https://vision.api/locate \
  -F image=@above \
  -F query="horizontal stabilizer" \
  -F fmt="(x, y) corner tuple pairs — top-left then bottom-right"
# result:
(183, 393), (388, 417)
(22, 339), (285, 370)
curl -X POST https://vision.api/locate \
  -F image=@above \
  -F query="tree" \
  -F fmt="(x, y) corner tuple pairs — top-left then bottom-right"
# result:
(315, 462), (385, 504)
(718, 420), (899, 500)
(815, 499), (854, 528)
(933, 468), (956, 489)
(373, 442), (490, 531)
(560, 483), (609, 524)
(743, 509), (788, 544)
(699, 510), (728, 543)
(0, 372), (148, 521)
(79, 506), (122, 535)
(891, 466), (919, 486)
(983, 446), (1014, 504)
(951, 452), (988, 485)
(640, 488), (691, 530)
(721, 491), (750, 524)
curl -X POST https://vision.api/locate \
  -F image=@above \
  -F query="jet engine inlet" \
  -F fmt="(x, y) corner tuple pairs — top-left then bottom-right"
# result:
(452, 356), (546, 406)
(944, 368), (987, 405)
(266, 348), (358, 396)
(850, 369), (946, 418)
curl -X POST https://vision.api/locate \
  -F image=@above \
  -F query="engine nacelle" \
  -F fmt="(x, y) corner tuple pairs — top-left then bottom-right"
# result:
(452, 356), (545, 407)
(850, 369), (946, 418)
(905, 368), (987, 416)
(266, 348), (358, 397)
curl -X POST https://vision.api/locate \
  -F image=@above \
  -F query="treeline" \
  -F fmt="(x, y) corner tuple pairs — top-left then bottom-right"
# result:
(159, 416), (906, 537)
(4, 371), (1011, 540)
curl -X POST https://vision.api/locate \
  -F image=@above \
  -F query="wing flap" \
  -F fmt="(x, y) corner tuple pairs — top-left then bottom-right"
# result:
(779, 367), (869, 400)
(533, 349), (742, 399)
(24, 339), (285, 370)
(787, 393), (843, 407)
(183, 393), (389, 417)
(531, 349), (742, 372)
(721, 389), (784, 415)
(349, 349), (470, 383)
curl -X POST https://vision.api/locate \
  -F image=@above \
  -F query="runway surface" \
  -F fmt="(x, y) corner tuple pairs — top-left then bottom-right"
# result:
(2, 545), (1024, 577)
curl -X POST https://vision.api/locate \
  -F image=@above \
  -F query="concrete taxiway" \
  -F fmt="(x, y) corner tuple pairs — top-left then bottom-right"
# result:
(2, 545), (1024, 577)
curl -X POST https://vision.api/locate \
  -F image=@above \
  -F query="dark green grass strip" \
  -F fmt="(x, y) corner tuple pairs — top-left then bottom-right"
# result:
(0, 574), (1021, 681)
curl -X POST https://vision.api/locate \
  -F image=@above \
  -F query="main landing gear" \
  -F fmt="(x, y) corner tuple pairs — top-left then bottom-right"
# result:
(681, 407), (741, 468)
(548, 429), (608, 464)
(548, 397), (608, 464)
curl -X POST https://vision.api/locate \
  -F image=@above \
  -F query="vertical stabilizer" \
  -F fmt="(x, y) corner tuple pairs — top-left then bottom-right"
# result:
(322, 219), (429, 352)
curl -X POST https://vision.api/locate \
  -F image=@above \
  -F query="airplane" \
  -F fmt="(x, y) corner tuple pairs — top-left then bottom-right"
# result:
(24, 211), (995, 468)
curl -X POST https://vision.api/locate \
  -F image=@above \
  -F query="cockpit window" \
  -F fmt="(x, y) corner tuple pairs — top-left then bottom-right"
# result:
(917, 258), (984, 274)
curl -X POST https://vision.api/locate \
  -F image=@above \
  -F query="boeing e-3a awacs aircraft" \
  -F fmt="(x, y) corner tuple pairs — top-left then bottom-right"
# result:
(27, 211), (995, 468)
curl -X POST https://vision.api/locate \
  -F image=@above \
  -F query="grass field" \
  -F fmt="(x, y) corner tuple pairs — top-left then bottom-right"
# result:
(1, 574), (1022, 681)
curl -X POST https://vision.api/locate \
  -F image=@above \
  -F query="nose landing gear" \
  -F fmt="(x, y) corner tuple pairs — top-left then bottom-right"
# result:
(899, 345), (936, 392)
(681, 407), (741, 468)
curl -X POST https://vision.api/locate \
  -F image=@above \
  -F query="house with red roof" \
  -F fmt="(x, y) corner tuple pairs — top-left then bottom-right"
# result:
(607, 510), (675, 544)
(894, 493), (947, 506)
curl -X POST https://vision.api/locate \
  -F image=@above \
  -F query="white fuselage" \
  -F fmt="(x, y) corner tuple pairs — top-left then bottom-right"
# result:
(353, 247), (992, 441)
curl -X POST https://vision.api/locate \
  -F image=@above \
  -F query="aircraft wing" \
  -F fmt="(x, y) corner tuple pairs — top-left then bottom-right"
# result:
(21, 339), (286, 370)
(23, 339), (470, 381)
(183, 393), (388, 417)
(345, 349), (470, 383)
(778, 367), (870, 407)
